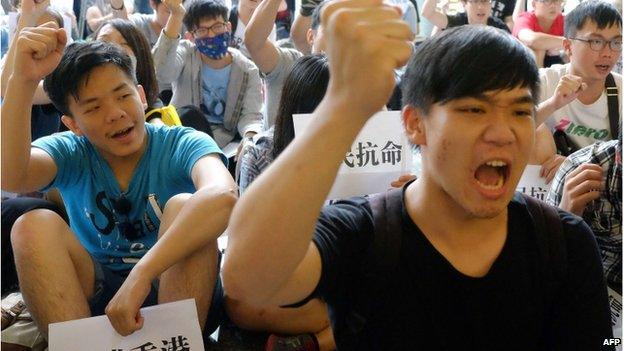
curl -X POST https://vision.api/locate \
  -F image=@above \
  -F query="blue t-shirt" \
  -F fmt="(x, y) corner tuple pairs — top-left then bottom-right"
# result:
(32, 124), (226, 271)
(201, 63), (231, 125)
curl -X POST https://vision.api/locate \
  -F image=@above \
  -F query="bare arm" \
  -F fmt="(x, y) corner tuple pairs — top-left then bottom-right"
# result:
(106, 154), (237, 335)
(244, 0), (282, 74)
(535, 74), (586, 126)
(109, 0), (130, 20)
(1, 0), (52, 104)
(1, 23), (66, 193)
(223, 0), (413, 306)
(421, 0), (448, 30)
(86, 6), (115, 31)
(517, 29), (564, 51)
(512, 0), (525, 23)
(290, 13), (312, 54)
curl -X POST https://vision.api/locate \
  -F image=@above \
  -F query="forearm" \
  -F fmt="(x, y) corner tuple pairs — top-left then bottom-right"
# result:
(422, 0), (448, 28)
(512, 0), (525, 23)
(291, 14), (312, 54)
(1, 78), (37, 190)
(518, 30), (563, 51)
(87, 12), (115, 31)
(535, 96), (559, 126)
(132, 186), (236, 281)
(245, 0), (282, 53)
(164, 12), (184, 39)
(224, 97), (367, 301)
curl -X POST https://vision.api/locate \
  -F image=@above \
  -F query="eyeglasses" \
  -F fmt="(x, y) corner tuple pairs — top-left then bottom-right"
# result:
(466, 0), (491, 4)
(536, 0), (564, 5)
(570, 37), (622, 52)
(192, 22), (228, 37)
(112, 194), (142, 241)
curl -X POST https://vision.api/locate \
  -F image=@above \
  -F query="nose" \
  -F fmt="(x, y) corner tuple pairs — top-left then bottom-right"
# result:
(482, 111), (517, 146)
(104, 103), (126, 123)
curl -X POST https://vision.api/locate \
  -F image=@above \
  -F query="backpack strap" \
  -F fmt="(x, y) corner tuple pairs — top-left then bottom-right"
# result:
(605, 73), (619, 140)
(521, 194), (568, 291)
(341, 188), (404, 347)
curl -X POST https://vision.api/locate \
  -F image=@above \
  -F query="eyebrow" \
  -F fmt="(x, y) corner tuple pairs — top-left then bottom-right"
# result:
(468, 94), (535, 105)
(77, 83), (130, 106)
(585, 33), (623, 39)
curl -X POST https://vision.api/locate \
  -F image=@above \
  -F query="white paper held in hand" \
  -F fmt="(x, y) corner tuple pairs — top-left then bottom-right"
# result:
(49, 299), (204, 351)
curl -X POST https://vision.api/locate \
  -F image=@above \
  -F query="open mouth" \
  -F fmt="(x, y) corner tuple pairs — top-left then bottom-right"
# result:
(110, 126), (134, 139)
(596, 64), (611, 73)
(474, 160), (509, 191)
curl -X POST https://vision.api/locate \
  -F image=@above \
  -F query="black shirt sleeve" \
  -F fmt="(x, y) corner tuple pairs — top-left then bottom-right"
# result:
(446, 13), (468, 28)
(487, 16), (512, 33)
(311, 197), (374, 304)
(548, 210), (614, 350)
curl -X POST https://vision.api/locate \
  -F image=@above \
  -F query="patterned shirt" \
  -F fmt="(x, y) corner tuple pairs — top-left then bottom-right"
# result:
(546, 140), (622, 294)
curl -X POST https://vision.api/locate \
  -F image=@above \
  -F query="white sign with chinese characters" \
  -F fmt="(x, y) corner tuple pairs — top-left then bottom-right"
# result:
(516, 165), (550, 201)
(293, 111), (412, 199)
(49, 299), (204, 351)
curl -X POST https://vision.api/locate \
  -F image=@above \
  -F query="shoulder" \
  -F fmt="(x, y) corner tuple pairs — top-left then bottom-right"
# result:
(315, 197), (374, 244)
(32, 131), (89, 154)
(230, 48), (260, 72)
(611, 71), (622, 87)
(488, 16), (510, 31)
(539, 64), (567, 83)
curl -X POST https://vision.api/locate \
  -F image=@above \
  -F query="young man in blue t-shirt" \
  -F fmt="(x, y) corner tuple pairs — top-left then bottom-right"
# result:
(1, 24), (236, 339)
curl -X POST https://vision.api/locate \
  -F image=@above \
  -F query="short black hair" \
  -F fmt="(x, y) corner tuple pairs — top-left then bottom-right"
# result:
(43, 41), (136, 117)
(402, 26), (539, 114)
(311, 1), (326, 30)
(183, 0), (229, 31)
(564, 0), (622, 38)
(272, 54), (329, 157)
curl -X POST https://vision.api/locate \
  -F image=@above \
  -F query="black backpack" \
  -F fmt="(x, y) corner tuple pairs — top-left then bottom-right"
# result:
(338, 188), (567, 349)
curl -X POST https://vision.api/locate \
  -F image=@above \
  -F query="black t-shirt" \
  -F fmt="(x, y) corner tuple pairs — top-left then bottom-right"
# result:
(491, 0), (516, 22)
(446, 12), (511, 33)
(311, 193), (612, 350)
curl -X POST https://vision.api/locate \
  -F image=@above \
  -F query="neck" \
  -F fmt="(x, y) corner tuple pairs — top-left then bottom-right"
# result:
(405, 177), (508, 249)
(100, 132), (148, 192)
(568, 65), (606, 104)
(200, 51), (233, 68)
(537, 16), (555, 31)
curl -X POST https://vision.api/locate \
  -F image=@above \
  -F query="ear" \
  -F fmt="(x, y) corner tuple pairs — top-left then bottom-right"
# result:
(136, 84), (148, 110)
(226, 21), (232, 32)
(306, 29), (315, 47)
(563, 37), (572, 57)
(402, 105), (426, 146)
(184, 31), (194, 42)
(61, 115), (83, 136)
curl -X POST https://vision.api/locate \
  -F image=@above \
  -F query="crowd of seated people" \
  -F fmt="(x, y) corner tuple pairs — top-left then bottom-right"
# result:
(0, 0), (621, 350)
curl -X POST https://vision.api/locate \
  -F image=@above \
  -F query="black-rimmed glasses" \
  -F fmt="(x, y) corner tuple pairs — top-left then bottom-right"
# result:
(113, 194), (142, 240)
(570, 37), (622, 52)
(192, 22), (228, 38)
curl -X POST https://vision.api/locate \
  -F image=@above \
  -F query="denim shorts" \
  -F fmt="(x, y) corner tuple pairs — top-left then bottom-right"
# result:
(88, 250), (224, 337)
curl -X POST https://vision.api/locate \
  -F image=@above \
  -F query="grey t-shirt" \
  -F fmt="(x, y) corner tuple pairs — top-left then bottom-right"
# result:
(129, 13), (160, 47)
(263, 47), (302, 129)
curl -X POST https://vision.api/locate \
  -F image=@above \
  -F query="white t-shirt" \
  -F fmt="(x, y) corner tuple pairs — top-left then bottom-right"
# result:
(540, 64), (622, 148)
(232, 18), (277, 59)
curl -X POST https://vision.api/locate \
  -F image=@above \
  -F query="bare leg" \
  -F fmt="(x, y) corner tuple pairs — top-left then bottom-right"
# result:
(157, 194), (219, 330)
(11, 209), (95, 339)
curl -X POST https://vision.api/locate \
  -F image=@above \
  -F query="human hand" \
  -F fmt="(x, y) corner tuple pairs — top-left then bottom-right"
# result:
(390, 173), (416, 188)
(322, 0), (413, 120)
(17, 0), (50, 28)
(300, 0), (323, 16)
(13, 21), (66, 84)
(550, 74), (587, 111)
(540, 154), (565, 184)
(559, 163), (604, 216)
(163, 0), (186, 17)
(105, 270), (152, 336)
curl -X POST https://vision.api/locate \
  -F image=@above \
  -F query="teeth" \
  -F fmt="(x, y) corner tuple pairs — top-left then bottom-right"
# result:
(485, 160), (507, 167)
(476, 174), (505, 190)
